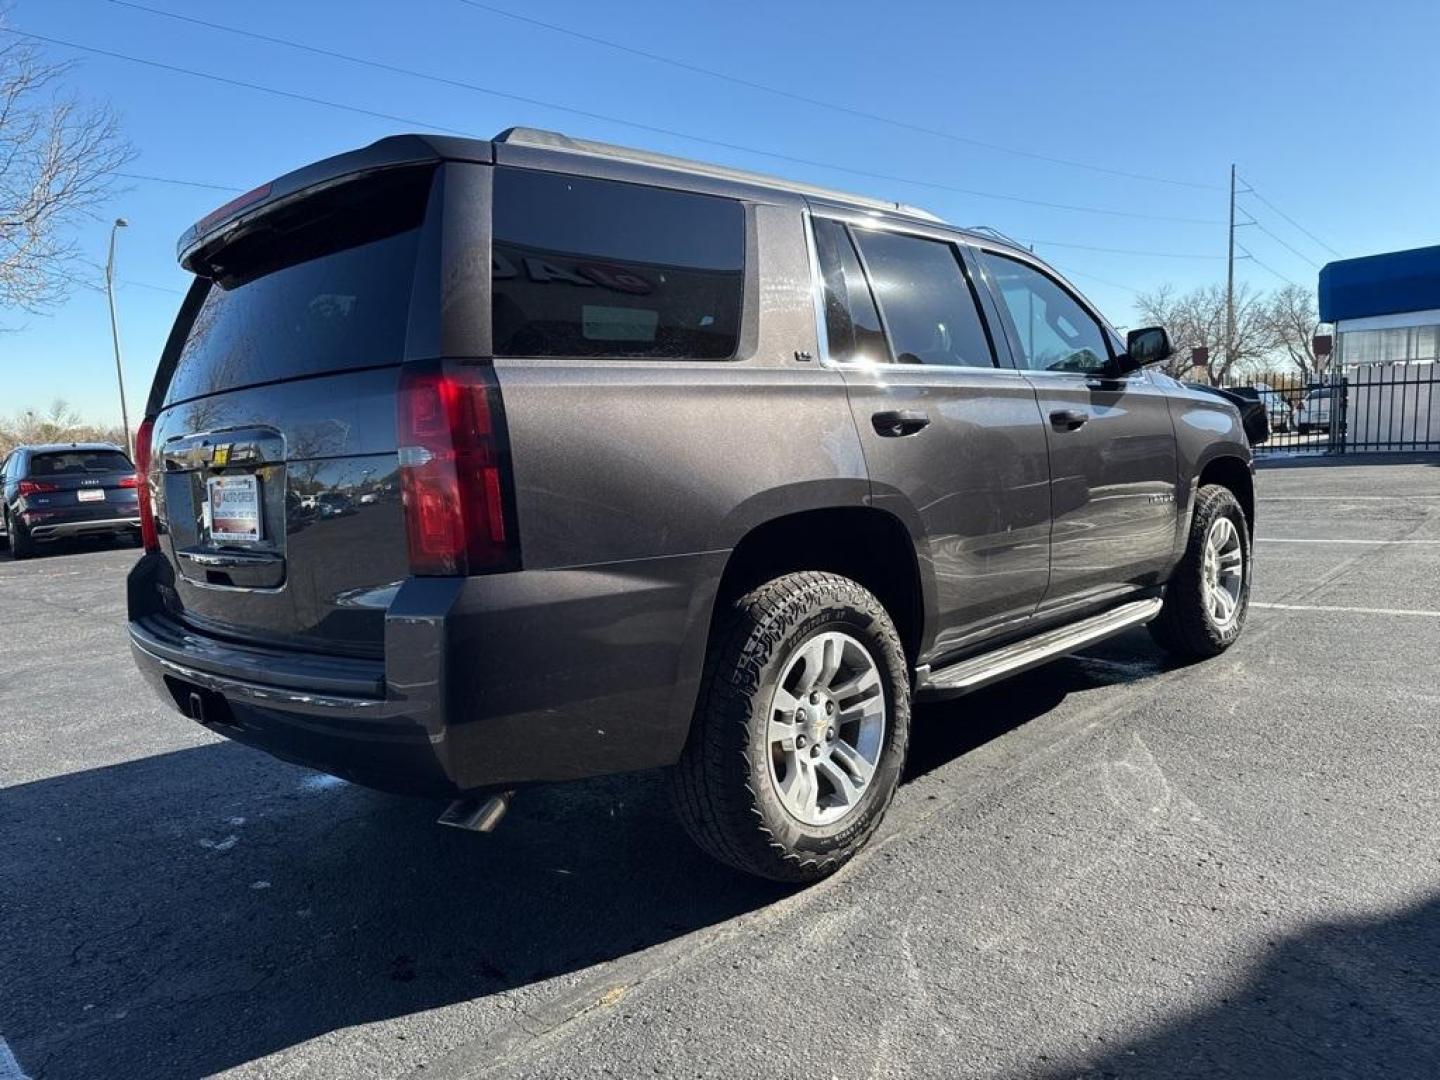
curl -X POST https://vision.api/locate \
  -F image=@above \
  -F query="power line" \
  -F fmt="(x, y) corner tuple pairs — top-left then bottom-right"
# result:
(120, 279), (186, 295)
(453, 0), (1221, 193)
(7, 28), (476, 136)
(1236, 244), (1302, 289)
(117, 171), (243, 193)
(26, 15), (1224, 227)
(74, 258), (189, 296)
(1027, 239), (1225, 260)
(1245, 217), (1322, 270)
(1238, 175), (1342, 259)
(1046, 264), (1143, 296)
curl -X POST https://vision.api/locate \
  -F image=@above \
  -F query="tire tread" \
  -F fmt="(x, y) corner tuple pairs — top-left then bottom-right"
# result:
(669, 571), (908, 882)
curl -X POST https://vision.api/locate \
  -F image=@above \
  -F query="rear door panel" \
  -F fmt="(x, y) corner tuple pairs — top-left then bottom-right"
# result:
(808, 211), (1052, 658)
(842, 366), (1052, 655)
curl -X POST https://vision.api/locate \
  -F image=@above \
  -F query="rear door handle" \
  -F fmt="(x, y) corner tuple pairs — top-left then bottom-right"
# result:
(872, 410), (931, 437)
(1049, 408), (1089, 431)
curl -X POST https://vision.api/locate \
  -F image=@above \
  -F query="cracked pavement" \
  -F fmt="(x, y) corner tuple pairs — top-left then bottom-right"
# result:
(2, 460), (1439, 1078)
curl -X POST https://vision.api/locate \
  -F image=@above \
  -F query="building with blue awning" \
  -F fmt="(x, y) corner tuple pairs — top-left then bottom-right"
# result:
(1319, 245), (1440, 366)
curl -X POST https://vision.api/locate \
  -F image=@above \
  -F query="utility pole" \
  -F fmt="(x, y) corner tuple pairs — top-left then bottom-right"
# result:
(105, 217), (132, 459)
(1225, 163), (1236, 383)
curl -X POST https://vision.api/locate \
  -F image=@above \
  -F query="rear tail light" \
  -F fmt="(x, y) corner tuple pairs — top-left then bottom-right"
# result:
(396, 361), (518, 576)
(135, 417), (160, 552)
(119, 474), (140, 489)
(17, 480), (58, 496)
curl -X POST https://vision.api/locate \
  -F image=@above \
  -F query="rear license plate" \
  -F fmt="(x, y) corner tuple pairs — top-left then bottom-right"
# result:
(206, 474), (262, 543)
(77, 488), (105, 503)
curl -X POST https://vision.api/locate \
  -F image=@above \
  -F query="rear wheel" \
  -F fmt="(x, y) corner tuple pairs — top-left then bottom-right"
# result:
(669, 571), (910, 883)
(7, 511), (34, 560)
(1149, 484), (1250, 660)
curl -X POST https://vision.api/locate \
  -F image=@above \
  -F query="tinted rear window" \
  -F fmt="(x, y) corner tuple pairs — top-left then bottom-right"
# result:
(492, 168), (745, 359)
(164, 168), (434, 405)
(853, 229), (995, 368)
(30, 450), (132, 476)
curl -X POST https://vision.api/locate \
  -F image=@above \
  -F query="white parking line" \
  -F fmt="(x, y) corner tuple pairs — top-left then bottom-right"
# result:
(1253, 602), (1440, 618)
(0, 1038), (30, 1080)
(1256, 537), (1440, 545)
(1259, 495), (1440, 501)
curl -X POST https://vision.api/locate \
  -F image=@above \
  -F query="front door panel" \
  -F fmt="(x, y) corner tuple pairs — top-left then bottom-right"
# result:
(1028, 370), (1179, 613)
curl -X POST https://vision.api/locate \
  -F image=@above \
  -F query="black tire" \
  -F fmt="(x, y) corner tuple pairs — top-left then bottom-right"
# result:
(669, 571), (911, 883)
(7, 512), (34, 560)
(1149, 484), (1250, 660)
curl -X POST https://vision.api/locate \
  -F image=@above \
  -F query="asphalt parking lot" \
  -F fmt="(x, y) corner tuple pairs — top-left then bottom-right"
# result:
(2, 459), (1438, 1080)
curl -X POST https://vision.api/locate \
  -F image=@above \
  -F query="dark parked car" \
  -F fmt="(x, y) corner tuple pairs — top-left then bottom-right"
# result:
(1185, 383), (1271, 445)
(128, 128), (1255, 882)
(2, 443), (141, 558)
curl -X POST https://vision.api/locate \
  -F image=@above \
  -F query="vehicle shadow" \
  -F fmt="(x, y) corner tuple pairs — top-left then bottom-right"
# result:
(0, 533), (140, 562)
(1024, 892), (1440, 1079)
(0, 635), (1163, 1079)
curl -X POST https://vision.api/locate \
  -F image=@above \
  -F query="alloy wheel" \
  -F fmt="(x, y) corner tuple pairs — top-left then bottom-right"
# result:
(1202, 515), (1245, 628)
(766, 631), (886, 827)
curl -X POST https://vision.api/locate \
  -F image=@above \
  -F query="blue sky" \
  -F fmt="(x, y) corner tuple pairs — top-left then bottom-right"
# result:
(4, 0), (1439, 425)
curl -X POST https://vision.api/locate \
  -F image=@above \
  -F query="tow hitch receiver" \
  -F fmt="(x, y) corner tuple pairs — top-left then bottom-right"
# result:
(437, 791), (515, 833)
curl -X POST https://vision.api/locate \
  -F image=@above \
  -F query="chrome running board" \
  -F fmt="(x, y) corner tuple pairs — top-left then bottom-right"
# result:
(915, 598), (1164, 699)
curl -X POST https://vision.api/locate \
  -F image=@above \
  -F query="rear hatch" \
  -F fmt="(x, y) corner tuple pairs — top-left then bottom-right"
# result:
(22, 448), (138, 519)
(149, 165), (441, 657)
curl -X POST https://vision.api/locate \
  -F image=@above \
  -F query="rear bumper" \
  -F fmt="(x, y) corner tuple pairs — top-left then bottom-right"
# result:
(127, 550), (724, 797)
(26, 514), (140, 540)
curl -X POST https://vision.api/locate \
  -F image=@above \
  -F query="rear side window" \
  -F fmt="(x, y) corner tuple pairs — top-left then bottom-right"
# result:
(811, 217), (889, 364)
(30, 450), (133, 476)
(164, 167), (435, 405)
(491, 168), (744, 359)
(850, 229), (995, 368)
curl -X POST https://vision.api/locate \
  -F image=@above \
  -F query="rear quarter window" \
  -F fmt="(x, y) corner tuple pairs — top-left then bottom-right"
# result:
(491, 168), (745, 359)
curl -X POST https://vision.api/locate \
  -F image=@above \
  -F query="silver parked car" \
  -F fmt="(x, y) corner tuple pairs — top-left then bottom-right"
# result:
(1296, 386), (1334, 434)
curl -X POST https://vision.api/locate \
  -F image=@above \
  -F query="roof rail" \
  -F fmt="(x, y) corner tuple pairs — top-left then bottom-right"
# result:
(494, 126), (945, 224)
(965, 225), (1029, 250)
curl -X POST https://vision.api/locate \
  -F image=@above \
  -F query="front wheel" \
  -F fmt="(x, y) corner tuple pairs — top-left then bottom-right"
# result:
(669, 572), (911, 883)
(1149, 485), (1251, 660)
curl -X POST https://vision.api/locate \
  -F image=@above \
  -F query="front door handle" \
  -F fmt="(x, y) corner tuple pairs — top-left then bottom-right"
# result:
(1050, 408), (1090, 431)
(872, 410), (931, 437)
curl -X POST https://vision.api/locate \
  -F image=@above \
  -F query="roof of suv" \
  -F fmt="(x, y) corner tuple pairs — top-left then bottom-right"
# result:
(180, 126), (1036, 268)
(18, 443), (129, 456)
(492, 127), (949, 224)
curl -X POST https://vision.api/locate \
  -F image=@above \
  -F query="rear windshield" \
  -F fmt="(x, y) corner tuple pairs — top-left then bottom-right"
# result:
(164, 167), (434, 405)
(30, 450), (132, 476)
(491, 168), (745, 359)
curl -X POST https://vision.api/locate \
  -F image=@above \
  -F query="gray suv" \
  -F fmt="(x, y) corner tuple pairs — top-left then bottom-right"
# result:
(127, 128), (1254, 882)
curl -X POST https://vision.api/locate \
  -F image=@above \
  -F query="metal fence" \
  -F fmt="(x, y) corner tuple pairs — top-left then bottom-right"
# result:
(1219, 362), (1440, 455)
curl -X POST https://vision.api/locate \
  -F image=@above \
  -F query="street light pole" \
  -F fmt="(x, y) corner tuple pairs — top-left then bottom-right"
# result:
(1225, 164), (1235, 381)
(105, 217), (132, 458)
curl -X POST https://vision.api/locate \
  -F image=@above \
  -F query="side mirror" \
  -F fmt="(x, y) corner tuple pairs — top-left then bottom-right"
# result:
(1117, 326), (1173, 374)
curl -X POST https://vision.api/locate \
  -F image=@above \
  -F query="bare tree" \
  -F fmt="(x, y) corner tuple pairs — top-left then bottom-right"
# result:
(1, 17), (134, 315)
(1266, 283), (1329, 378)
(1136, 281), (1279, 384)
(0, 398), (126, 454)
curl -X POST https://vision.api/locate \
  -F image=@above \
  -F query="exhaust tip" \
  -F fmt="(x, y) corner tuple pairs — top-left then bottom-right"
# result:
(437, 791), (515, 833)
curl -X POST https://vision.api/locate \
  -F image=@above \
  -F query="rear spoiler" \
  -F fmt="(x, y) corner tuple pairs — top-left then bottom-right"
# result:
(176, 134), (492, 273)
